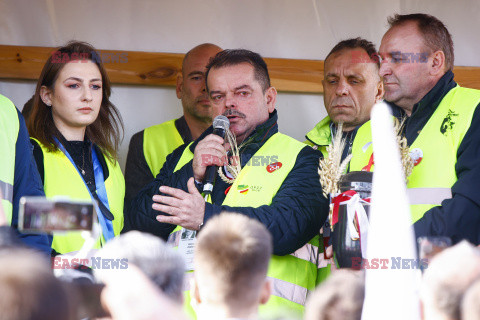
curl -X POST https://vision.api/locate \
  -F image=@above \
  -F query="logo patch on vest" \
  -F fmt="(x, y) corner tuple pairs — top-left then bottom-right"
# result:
(237, 185), (249, 194)
(236, 184), (262, 194)
(266, 162), (282, 173)
(440, 109), (458, 135)
(409, 148), (423, 166)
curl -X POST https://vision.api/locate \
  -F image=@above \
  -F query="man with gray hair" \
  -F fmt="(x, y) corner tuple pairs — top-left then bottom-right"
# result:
(191, 213), (272, 320)
(98, 231), (185, 303)
(421, 241), (480, 320)
(353, 13), (480, 244)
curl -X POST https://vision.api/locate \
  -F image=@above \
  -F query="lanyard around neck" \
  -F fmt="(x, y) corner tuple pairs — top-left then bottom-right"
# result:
(55, 138), (115, 242)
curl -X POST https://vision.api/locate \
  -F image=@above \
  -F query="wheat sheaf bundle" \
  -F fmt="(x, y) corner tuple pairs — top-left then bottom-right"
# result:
(318, 123), (353, 198)
(393, 117), (414, 181)
(218, 128), (242, 184)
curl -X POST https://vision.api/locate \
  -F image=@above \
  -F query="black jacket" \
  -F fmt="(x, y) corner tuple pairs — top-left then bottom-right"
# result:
(126, 111), (329, 255)
(392, 71), (480, 245)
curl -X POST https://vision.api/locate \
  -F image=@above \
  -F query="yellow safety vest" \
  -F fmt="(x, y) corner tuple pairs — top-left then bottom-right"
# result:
(170, 133), (320, 316)
(350, 86), (480, 222)
(32, 139), (125, 254)
(0, 95), (19, 224)
(144, 119), (185, 176)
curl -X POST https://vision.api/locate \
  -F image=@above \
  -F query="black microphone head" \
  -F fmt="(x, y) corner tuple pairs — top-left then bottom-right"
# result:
(213, 115), (230, 131)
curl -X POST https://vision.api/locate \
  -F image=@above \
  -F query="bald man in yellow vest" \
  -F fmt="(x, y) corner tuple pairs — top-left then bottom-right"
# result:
(123, 44), (222, 231)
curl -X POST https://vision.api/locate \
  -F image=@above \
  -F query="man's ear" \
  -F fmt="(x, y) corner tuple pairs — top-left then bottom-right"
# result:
(375, 79), (385, 103)
(259, 278), (272, 305)
(430, 50), (446, 76)
(265, 87), (277, 113)
(176, 74), (183, 99)
(40, 86), (53, 106)
(191, 276), (201, 305)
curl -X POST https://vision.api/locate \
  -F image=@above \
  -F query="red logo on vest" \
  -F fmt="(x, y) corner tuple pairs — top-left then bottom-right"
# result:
(266, 162), (282, 173)
(410, 148), (423, 166)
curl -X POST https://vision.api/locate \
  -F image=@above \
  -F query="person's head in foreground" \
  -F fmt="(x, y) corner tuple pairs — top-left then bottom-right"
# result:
(0, 249), (73, 320)
(192, 213), (272, 319)
(421, 241), (480, 320)
(305, 269), (365, 320)
(379, 13), (453, 115)
(205, 49), (277, 144)
(323, 37), (384, 132)
(97, 230), (185, 303)
(96, 264), (188, 320)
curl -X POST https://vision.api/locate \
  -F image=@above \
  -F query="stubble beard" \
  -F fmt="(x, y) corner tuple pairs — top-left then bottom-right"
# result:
(185, 101), (213, 124)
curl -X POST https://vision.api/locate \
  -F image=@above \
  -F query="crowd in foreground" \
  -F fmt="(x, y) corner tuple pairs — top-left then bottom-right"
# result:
(1, 11), (480, 320)
(1, 209), (480, 320)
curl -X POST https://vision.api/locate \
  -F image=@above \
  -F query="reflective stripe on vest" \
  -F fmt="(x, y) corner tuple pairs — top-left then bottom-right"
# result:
(407, 188), (452, 205)
(33, 139), (125, 254)
(350, 86), (480, 222)
(171, 133), (319, 311)
(268, 276), (309, 307)
(291, 243), (318, 265)
(291, 242), (330, 269)
(144, 119), (185, 177)
(0, 180), (14, 204)
(0, 94), (19, 224)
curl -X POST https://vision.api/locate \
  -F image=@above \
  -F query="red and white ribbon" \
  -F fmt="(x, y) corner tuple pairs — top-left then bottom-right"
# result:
(331, 191), (371, 258)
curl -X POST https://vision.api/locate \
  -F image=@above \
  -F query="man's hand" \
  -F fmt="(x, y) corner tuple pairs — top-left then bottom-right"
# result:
(153, 178), (206, 230)
(192, 134), (227, 182)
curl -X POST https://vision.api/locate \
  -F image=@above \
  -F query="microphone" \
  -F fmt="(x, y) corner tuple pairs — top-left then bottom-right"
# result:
(203, 115), (230, 198)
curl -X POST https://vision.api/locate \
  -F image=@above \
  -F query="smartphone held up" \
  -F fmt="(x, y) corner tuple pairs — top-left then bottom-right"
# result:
(19, 196), (95, 234)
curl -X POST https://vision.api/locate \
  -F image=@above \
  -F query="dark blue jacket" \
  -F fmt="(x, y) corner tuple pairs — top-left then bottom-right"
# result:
(126, 111), (329, 255)
(11, 108), (52, 254)
(391, 71), (480, 245)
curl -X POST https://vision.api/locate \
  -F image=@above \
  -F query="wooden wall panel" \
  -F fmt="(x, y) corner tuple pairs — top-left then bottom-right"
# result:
(1, 44), (479, 94)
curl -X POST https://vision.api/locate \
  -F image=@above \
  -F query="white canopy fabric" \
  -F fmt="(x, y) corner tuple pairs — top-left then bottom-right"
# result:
(1, 0), (479, 169)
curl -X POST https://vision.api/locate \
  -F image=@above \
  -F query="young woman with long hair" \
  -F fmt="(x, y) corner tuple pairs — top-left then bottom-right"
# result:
(27, 41), (125, 254)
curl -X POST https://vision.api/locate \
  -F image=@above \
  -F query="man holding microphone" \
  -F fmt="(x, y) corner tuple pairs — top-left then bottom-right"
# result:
(129, 49), (328, 315)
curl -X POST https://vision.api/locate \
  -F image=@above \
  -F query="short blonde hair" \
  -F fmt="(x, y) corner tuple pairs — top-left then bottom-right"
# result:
(195, 213), (272, 308)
